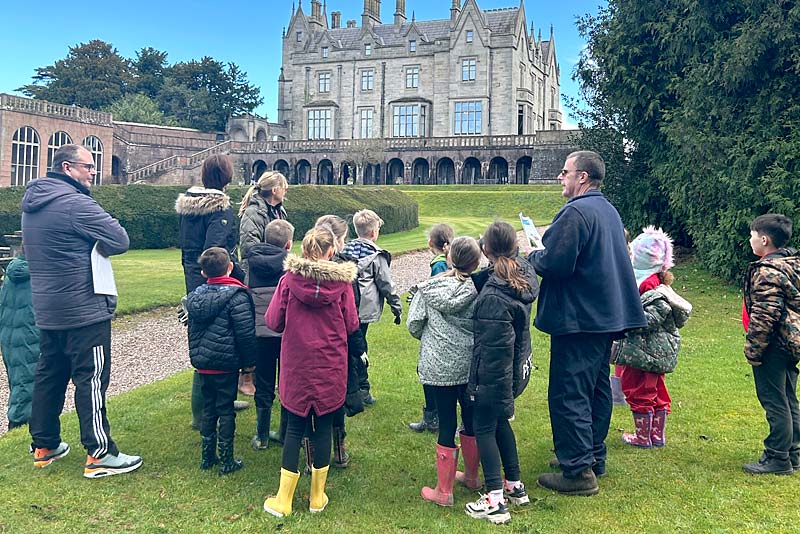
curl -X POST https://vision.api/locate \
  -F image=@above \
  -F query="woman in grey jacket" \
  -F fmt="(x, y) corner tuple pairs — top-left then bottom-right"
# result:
(238, 171), (288, 273)
(407, 236), (481, 508)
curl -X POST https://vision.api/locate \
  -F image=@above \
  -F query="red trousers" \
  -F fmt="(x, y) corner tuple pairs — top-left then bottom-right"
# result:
(618, 365), (671, 414)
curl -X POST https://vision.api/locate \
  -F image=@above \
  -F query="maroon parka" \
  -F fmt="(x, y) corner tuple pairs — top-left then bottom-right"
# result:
(266, 254), (360, 417)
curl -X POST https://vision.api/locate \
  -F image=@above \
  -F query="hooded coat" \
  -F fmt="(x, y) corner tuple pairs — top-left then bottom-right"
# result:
(407, 275), (478, 386)
(238, 193), (287, 272)
(0, 256), (40, 424)
(175, 187), (243, 294)
(266, 255), (360, 417)
(467, 258), (539, 419)
(186, 283), (257, 372)
(244, 242), (288, 337)
(21, 172), (129, 330)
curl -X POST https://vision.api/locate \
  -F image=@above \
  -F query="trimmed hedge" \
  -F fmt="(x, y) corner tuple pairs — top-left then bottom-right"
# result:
(0, 185), (418, 249)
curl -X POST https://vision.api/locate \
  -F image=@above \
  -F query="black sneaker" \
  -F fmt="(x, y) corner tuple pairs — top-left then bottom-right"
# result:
(503, 482), (530, 505)
(743, 453), (793, 475)
(465, 494), (511, 525)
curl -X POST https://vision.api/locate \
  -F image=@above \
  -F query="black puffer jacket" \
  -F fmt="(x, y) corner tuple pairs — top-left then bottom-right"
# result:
(186, 283), (257, 372)
(175, 187), (244, 294)
(467, 257), (539, 418)
(245, 242), (287, 337)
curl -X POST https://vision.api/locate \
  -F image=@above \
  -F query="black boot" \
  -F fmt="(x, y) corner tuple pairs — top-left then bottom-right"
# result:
(537, 468), (599, 496)
(218, 437), (244, 475)
(332, 426), (351, 468)
(251, 407), (272, 450)
(408, 407), (439, 433)
(269, 406), (287, 444)
(302, 437), (314, 476)
(200, 433), (219, 470)
(743, 452), (793, 475)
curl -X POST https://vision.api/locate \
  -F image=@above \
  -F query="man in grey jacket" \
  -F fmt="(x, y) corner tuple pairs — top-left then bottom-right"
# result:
(22, 144), (142, 478)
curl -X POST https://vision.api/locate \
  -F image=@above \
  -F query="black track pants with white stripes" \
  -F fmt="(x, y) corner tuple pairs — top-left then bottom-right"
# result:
(29, 320), (118, 458)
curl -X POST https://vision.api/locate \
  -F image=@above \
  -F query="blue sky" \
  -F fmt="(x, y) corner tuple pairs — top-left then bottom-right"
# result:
(0, 0), (604, 127)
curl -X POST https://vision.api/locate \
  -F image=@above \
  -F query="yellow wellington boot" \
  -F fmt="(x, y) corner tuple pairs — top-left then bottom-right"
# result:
(264, 468), (300, 518)
(309, 465), (330, 513)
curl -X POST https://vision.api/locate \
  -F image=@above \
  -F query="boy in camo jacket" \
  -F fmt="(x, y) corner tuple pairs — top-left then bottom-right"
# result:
(743, 214), (800, 475)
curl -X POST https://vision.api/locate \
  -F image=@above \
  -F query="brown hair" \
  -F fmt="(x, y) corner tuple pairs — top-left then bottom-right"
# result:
(429, 223), (455, 254)
(316, 214), (349, 253)
(567, 150), (605, 187)
(238, 171), (288, 216)
(302, 226), (336, 261)
(264, 219), (295, 248)
(198, 247), (232, 277)
(445, 236), (481, 281)
(482, 221), (530, 293)
(201, 154), (234, 190)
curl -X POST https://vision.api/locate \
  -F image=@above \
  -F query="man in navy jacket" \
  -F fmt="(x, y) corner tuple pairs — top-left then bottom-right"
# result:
(22, 144), (142, 478)
(526, 150), (645, 495)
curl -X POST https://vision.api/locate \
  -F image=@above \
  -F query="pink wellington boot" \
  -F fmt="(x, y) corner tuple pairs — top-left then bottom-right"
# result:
(421, 444), (458, 507)
(622, 412), (653, 448)
(651, 409), (667, 447)
(455, 432), (482, 490)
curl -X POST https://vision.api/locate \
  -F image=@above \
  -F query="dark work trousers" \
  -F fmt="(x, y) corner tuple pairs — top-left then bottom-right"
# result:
(357, 323), (371, 392)
(254, 336), (281, 410)
(282, 409), (334, 471)
(432, 384), (474, 448)
(752, 345), (800, 460)
(29, 320), (118, 458)
(198, 372), (238, 441)
(549, 332), (614, 478)
(473, 405), (520, 492)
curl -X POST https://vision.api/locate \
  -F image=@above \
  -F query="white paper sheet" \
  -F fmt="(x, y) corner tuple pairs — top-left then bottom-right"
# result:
(519, 212), (545, 250)
(91, 242), (118, 296)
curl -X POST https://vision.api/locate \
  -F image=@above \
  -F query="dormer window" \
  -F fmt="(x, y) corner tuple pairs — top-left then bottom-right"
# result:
(365, 44), (372, 56)
(466, 31), (473, 43)
(296, 31), (302, 42)
(322, 47), (329, 58)
(409, 40), (416, 53)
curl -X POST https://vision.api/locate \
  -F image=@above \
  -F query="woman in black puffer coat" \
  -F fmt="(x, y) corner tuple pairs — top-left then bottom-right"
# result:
(465, 222), (539, 525)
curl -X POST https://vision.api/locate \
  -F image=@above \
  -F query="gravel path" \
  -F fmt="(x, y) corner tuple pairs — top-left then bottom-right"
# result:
(0, 249), (442, 436)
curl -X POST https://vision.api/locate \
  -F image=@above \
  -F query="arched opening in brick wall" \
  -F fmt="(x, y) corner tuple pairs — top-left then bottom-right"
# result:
(435, 158), (455, 185)
(488, 157), (509, 184)
(318, 159), (334, 185)
(295, 160), (311, 184)
(47, 131), (72, 172)
(516, 156), (532, 184)
(273, 159), (290, 179)
(461, 157), (481, 184)
(255, 129), (267, 142)
(387, 158), (404, 184)
(340, 162), (355, 185)
(252, 160), (268, 182)
(111, 156), (122, 183)
(363, 163), (380, 185)
(11, 126), (40, 186)
(412, 158), (429, 185)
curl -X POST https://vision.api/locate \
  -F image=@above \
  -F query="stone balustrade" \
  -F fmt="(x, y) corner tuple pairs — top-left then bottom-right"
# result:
(0, 93), (112, 126)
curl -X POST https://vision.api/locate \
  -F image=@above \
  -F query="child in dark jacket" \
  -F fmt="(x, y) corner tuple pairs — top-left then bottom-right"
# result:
(465, 222), (538, 526)
(245, 219), (295, 450)
(186, 247), (257, 475)
(264, 226), (360, 518)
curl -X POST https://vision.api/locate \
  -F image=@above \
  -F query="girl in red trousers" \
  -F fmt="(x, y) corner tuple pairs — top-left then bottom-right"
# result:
(263, 227), (360, 517)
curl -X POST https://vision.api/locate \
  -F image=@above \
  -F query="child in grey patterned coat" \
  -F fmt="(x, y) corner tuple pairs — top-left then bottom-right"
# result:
(407, 236), (482, 508)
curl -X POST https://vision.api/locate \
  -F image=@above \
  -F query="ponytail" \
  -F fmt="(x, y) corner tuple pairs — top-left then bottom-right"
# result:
(482, 221), (530, 293)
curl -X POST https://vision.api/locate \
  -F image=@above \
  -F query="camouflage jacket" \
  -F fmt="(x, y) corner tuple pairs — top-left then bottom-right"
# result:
(744, 248), (800, 363)
(614, 285), (692, 374)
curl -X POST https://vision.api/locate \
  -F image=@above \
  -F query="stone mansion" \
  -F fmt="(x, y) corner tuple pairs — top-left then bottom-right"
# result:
(0, 0), (577, 187)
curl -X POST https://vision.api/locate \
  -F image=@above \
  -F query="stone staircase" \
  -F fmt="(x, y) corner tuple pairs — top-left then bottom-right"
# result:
(127, 140), (232, 184)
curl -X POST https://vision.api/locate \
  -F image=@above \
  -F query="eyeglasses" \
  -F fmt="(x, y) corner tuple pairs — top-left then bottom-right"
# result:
(559, 169), (587, 177)
(68, 161), (96, 171)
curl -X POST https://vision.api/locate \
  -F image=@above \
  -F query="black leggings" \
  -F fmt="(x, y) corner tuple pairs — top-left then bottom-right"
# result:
(473, 405), (520, 491)
(254, 337), (281, 410)
(282, 409), (334, 471)
(432, 384), (474, 448)
(423, 384), (437, 411)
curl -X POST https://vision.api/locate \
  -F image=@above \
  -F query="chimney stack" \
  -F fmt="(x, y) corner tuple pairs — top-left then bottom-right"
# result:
(331, 11), (341, 28)
(451, 0), (461, 22)
(347, 19), (357, 28)
(394, 0), (406, 25)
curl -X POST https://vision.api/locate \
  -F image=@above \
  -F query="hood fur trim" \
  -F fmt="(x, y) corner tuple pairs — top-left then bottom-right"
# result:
(284, 254), (357, 283)
(175, 188), (231, 216)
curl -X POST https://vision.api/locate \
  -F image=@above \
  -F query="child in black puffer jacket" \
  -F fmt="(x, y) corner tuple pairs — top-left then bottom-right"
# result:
(465, 222), (539, 526)
(186, 247), (257, 475)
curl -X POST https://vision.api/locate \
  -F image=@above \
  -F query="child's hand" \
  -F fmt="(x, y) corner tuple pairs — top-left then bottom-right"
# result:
(394, 314), (402, 325)
(747, 359), (762, 367)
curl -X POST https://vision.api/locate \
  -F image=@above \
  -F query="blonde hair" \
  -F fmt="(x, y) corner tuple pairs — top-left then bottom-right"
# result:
(316, 215), (349, 253)
(353, 209), (384, 238)
(238, 171), (288, 216)
(264, 219), (295, 247)
(445, 236), (481, 281)
(429, 223), (455, 254)
(302, 226), (336, 261)
(482, 221), (530, 293)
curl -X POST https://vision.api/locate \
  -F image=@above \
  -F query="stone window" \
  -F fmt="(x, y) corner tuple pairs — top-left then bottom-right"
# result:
(296, 31), (303, 42)
(11, 126), (39, 186)
(82, 135), (103, 185)
(551, 87), (556, 109)
(322, 47), (329, 58)
(319, 71), (331, 93)
(405, 66), (419, 89)
(466, 31), (473, 43)
(462, 58), (476, 81)
(409, 40), (416, 53)
(361, 69), (374, 91)
(392, 104), (425, 138)
(47, 131), (73, 172)
(365, 43), (372, 56)
(454, 101), (482, 135)
(360, 108), (374, 138)
(308, 109), (332, 139)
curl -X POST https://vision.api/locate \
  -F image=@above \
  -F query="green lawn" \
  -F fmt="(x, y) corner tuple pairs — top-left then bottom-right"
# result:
(1, 260), (798, 532)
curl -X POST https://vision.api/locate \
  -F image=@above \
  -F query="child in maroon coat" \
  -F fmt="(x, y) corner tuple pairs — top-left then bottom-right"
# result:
(263, 226), (360, 518)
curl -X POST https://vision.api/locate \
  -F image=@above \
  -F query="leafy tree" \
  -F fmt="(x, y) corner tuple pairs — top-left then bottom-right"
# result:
(132, 47), (168, 99)
(19, 40), (133, 110)
(106, 93), (176, 126)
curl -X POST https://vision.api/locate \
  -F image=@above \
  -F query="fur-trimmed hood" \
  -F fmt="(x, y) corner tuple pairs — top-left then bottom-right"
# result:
(282, 254), (357, 308)
(175, 187), (231, 216)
